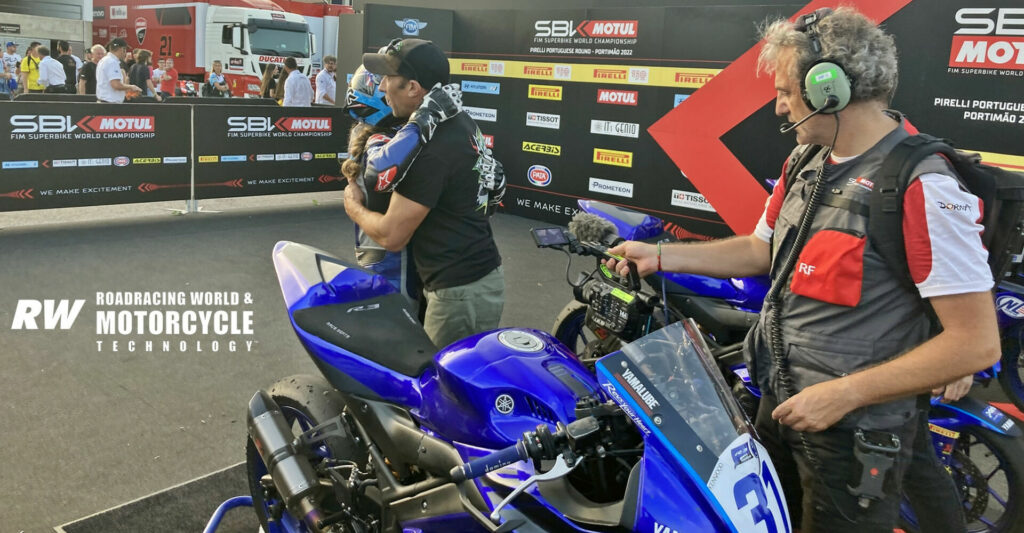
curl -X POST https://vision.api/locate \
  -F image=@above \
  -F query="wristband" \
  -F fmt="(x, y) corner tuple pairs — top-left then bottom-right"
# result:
(657, 242), (662, 272)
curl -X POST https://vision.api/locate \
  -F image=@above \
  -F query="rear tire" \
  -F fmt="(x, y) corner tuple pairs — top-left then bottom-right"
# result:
(552, 301), (589, 353)
(245, 374), (369, 533)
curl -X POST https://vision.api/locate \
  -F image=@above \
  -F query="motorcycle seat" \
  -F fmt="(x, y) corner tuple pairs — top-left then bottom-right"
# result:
(292, 292), (438, 377)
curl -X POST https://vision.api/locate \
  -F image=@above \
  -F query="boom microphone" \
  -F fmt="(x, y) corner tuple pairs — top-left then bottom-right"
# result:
(778, 95), (840, 134)
(568, 212), (622, 248)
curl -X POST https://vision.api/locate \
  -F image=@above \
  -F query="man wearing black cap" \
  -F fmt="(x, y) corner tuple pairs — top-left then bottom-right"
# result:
(344, 38), (505, 348)
(96, 38), (142, 103)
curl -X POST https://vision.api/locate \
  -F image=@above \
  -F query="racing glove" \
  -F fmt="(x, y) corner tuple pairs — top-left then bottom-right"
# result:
(408, 83), (463, 144)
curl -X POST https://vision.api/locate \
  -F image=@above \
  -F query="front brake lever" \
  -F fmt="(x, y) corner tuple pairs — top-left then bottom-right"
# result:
(488, 453), (583, 524)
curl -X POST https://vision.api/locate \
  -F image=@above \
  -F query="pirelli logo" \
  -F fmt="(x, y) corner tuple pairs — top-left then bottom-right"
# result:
(528, 84), (562, 101)
(675, 72), (715, 84)
(593, 148), (633, 167)
(593, 68), (627, 81)
(461, 62), (489, 73)
(523, 141), (562, 156)
(524, 65), (553, 77)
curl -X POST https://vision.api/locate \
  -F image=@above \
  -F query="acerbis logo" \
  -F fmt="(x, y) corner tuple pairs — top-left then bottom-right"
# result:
(114, 156), (130, 167)
(10, 115), (155, 133)
(395, 18), (428, 36)
(950, 8), (1024, 69)
(523, 141), (561, 156)
(596, 89), (637, 106)
(593, 148), (632, 167)
(226, 116), (331, 132)
(936, 200), (972, 212)
(534, 20), (638, 38)
(527, 165), (552, 187)
(593, 68), (627, 81)
(528, 84), (562, 100)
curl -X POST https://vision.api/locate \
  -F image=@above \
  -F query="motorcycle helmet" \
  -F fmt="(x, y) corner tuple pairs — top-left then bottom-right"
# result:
(344, 65), (396, 127)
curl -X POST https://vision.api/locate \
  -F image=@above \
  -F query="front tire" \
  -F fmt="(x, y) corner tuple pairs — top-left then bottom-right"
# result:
(245, 374), (369, 533)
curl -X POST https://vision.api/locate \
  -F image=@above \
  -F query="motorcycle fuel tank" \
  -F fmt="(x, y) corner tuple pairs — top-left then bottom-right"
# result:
(416, 329), (600, 449)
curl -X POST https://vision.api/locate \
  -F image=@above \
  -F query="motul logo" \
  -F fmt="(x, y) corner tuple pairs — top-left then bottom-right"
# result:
(675, 72), (715, 84)
(596, 89), (638, 106)
(594, 68), (627, 80)
(535, 20), (638, 38)
(10, 115), (154, 133)
(461, 62), (489, 73)
(276, 117), (331, 132)
(524, 65), (553, 76)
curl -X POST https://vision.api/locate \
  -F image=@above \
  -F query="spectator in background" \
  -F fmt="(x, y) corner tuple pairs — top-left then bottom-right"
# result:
(20, 42), (43, 93)
(282, 57), (311, 107)
(206, 60), (229, 97)
(259, 63), (278, 99)
(37, 46), (68, 93)
(70, 44), (83, 78)
(128, 49), (162, 101)
(3, 42), (20, 91)
(56, 41), (78, 93)
(97, 38), (141, 103)
(159, 57), (178, 97)
(315, 55), (337, 105)
(0, 55), (12, 100)
(78, 44), (103, 95)
(152, 58), (166, 91)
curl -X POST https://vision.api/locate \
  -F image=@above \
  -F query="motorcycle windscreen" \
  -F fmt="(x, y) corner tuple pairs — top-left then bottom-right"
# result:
(595, 320), (791, 533)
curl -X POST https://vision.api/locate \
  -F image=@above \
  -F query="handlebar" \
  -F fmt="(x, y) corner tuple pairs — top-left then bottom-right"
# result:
(450, 440), (531, 483)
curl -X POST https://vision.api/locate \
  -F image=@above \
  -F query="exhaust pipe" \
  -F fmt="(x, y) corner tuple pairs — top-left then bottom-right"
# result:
(247, 390), (326, 530)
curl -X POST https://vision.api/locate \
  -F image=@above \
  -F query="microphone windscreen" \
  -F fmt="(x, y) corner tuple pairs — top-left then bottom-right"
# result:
(568, 212), (619, 244)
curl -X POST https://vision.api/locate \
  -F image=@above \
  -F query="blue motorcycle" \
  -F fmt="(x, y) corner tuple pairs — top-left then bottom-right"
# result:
(549, 199), (1024, 533)
(244, 240), (793, 533)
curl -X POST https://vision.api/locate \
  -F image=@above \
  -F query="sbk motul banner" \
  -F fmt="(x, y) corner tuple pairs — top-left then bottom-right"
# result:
(0, 103), (191, 211)
(192, 105), (353, 199)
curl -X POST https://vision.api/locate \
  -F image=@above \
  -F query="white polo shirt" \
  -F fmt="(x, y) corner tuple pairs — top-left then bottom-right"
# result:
(37, 55), (66, 88)
(314, 69), (335, 105)
(96, 52), (125, 103)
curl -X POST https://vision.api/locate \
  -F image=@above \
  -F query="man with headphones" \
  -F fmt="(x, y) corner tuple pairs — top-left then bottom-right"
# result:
(604, 7), (998, 532)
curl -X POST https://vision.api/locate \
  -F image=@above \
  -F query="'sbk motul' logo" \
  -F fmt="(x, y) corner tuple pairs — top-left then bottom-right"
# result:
(593, 68), (627, 81)
(596, 89), (638, 106)
(226, 116), (331, 132)
(524, 65), (553, 77)
(534, 20), (638, 38)
(9, 115), (155, 133)
(461, 62), (489, 73)
(950, 8), (1024, 69)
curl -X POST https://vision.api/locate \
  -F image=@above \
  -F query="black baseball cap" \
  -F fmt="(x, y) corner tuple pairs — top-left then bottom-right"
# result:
(108, 38), (128, 50)
(362, 38), (449, 90)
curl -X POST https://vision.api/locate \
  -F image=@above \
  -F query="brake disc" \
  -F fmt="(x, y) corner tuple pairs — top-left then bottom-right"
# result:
(952, 448), (989, 524)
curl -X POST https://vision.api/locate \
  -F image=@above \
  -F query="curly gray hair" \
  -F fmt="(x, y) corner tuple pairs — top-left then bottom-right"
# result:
(757, 7), (899, 105)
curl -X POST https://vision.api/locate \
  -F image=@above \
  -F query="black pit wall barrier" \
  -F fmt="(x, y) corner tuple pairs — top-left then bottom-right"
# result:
(192, 105), (353, 199)
(0, 102), (193, 210)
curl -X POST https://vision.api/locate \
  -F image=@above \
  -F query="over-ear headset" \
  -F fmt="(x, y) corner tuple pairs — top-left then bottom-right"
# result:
(795, 8), (852, 113)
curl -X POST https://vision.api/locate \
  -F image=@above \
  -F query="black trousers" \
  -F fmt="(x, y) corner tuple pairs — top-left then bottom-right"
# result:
(754, 394), (919, 533)
(43, 85), (69, 93)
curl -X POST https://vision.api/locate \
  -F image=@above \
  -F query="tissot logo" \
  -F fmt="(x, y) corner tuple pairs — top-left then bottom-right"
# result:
(10, 115), (155, 133)
(528, 84), (562, 100)
(526, 112), (560, 129)
(950, 8), (1024, 69)
(671, 190), (716, 212)
(593, 68), (627, 81)
(596, 89), (637, 105)
(461, 62), (489, 73)
(593, 148), (633, 167)
(523, 141), (561, 156)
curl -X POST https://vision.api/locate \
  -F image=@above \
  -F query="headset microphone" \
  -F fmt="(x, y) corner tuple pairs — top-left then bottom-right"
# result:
(778, 94), (839, 134)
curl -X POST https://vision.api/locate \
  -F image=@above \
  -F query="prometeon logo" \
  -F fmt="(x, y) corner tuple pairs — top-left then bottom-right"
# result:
(534, 20), (638, 38)
(594, 148), (633, 167)
(949, 8), (1024, 69)
(523, 141), (562, 156)
(528, 84), (562, 100)
(596, 89), (638, 106)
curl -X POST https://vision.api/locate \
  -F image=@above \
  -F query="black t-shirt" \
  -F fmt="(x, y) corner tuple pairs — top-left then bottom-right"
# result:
(57, 55), (76, 91)
(128, 62), (150, 91)
(396, 112), (501, 291)
(79, 62), (96, 94)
